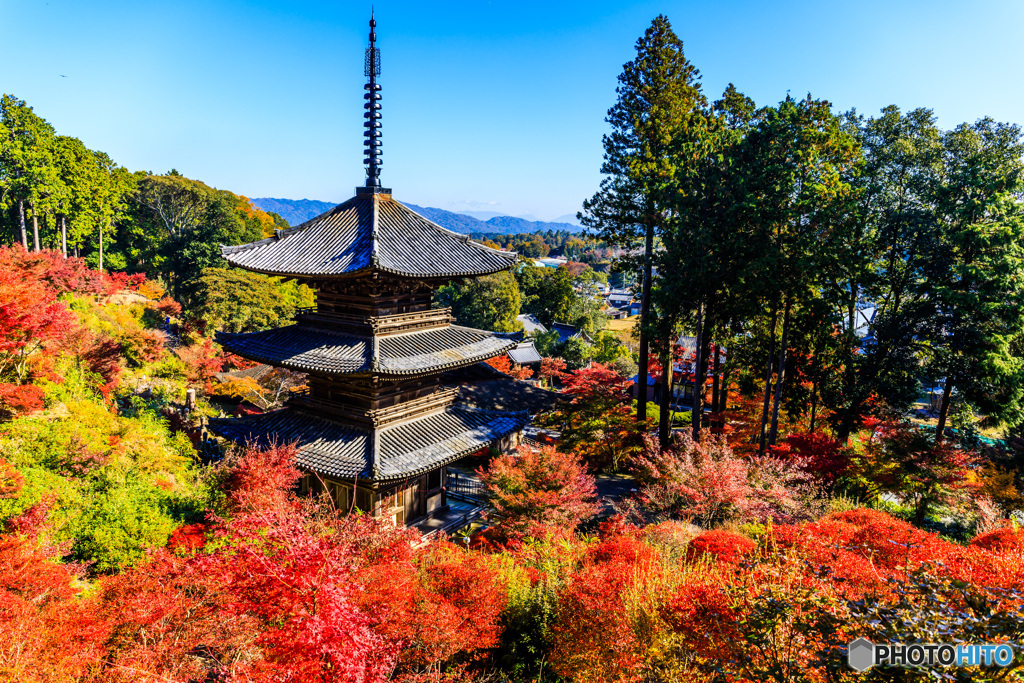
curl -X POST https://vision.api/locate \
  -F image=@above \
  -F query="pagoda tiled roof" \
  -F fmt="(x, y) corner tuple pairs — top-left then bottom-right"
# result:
(221, 193), (517, 279)
(209, 404), (527, 482)
(216, 324), (517, 377)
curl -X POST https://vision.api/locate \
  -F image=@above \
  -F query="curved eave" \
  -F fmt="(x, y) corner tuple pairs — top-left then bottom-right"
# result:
(215, 332), (369, 375)
(215, 326), (518, 378)
(209, 406), (529, 483)
(215, 257), (515, 281)
(369, 410), (529, 481)
(376, 330), (518, 377)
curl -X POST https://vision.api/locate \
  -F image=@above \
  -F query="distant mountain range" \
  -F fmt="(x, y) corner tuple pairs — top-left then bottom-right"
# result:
(249, 197), (584, 236)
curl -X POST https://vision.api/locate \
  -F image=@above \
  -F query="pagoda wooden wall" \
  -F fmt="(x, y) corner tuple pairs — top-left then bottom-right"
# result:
(300, 468), (446, 526)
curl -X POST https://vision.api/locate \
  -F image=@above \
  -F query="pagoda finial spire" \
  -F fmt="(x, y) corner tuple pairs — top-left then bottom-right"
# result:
(363, 11), (383, 189)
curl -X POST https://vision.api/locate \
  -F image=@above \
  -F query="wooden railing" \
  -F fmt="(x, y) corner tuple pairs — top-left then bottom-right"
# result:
(293, 307), (453, 335)
(289, 388), (457, 428)
(447, 470), (487, 502)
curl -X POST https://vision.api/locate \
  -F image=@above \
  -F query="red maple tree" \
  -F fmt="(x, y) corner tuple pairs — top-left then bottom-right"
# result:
(0, 268), (76, 384)
(478, 445), (600, 538)
(484, 354), (535, 380)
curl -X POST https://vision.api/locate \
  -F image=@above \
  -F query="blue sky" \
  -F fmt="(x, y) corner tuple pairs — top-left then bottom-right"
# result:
(2, 0), (1022, 220)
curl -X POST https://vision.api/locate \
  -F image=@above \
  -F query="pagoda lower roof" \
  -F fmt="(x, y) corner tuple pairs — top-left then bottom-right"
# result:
(221, 192), (518, 279)
(216, 324), (517, 377)
(209, 404), (528, 482)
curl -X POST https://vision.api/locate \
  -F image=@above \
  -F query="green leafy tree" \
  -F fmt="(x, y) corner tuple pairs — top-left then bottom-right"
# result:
(736, 97), (860, 450)
(436, 270), (522, 333)
(186, 268), (303, 334)
(560, 336), (592, 370)
(86, 151), (137, 272)
(656, 84), (760, 442)
(531, 328), (562, 358)
(924, 119), (1024, 438)
(49, 136), (94, 256)
(832, 107), (944, 439)
(515, 265), (606, 334)
(128, 175), (264, 295)
(0, 95), (56, 250)
(592, 330), (629, 364)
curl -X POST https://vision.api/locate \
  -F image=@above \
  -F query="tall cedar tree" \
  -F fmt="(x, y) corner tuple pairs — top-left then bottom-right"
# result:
(658, 84), (758, 444)
(579, 15), (705, 426)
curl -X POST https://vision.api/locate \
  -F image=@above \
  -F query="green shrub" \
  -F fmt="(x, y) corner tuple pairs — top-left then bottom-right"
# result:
(0, 396), (208, 572)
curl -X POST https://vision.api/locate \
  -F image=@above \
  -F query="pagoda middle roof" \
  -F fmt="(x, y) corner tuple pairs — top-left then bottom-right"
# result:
(216, 324), (517, 377)
(222, 192), (518, 279)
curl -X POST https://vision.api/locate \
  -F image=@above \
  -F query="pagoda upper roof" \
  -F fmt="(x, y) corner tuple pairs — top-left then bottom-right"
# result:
(216, 324), (516, 377)
(222, 192), (517, 279)
(209, 404), (527, 482)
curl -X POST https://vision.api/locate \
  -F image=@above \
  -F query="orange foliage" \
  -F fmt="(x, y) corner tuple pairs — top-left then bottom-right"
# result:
(970, 526), (1024, 554)
(685, 529), (756, 565)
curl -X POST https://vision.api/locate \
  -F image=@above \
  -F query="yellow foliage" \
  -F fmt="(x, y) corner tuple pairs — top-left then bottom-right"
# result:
(137, 280), (166, 301)
(238, 195), (281, 238)
(214, 376), (266, 404)
(979, 464), (1024, 511)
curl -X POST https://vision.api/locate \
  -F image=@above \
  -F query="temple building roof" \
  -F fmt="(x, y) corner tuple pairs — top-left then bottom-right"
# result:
(216, 324), (517, 377)
(507, 340), (543, 366)
(441, 362), (564, 414)
(210, 404), (528, 482)
(221, 192), (517, 280)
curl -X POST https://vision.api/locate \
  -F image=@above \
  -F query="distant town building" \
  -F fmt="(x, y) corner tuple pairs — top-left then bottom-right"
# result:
(606, 289), (634, 309)
(531, 257), (569, 269)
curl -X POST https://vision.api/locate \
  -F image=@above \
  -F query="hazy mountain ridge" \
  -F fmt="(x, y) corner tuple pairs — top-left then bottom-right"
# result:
(250, 197), (583, 235)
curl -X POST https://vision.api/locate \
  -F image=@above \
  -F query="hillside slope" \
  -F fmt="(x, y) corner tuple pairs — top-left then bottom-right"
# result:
(251, 197), (583, 235)
(248, 197), (336, 225)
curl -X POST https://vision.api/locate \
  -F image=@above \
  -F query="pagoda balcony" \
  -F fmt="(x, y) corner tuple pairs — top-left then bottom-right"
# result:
(293, 306), (454, 336)
(290, 386), (459, 429)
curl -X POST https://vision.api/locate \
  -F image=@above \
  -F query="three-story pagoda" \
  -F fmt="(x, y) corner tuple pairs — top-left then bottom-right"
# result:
(210, 16), (528, 525)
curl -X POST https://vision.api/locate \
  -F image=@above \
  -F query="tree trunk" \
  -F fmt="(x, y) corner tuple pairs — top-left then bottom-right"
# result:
(711, 341), (721, 413)
(61, 215), (67, 257)
(18, 200), (28, 249)
(759, 304), (778, 454)
(768, 297), (793, 447)
(30, 204), (39, 252)
(696, 306), (713, 440)
(658, 345), (672, 449)
(636, 219), (655, 424)
(98, 219), (104, 272)
(691, 304), (704, 442)
(719, 365), (730, 412)
(809, 377), (819, 433)
(935, 380), (953, 443)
